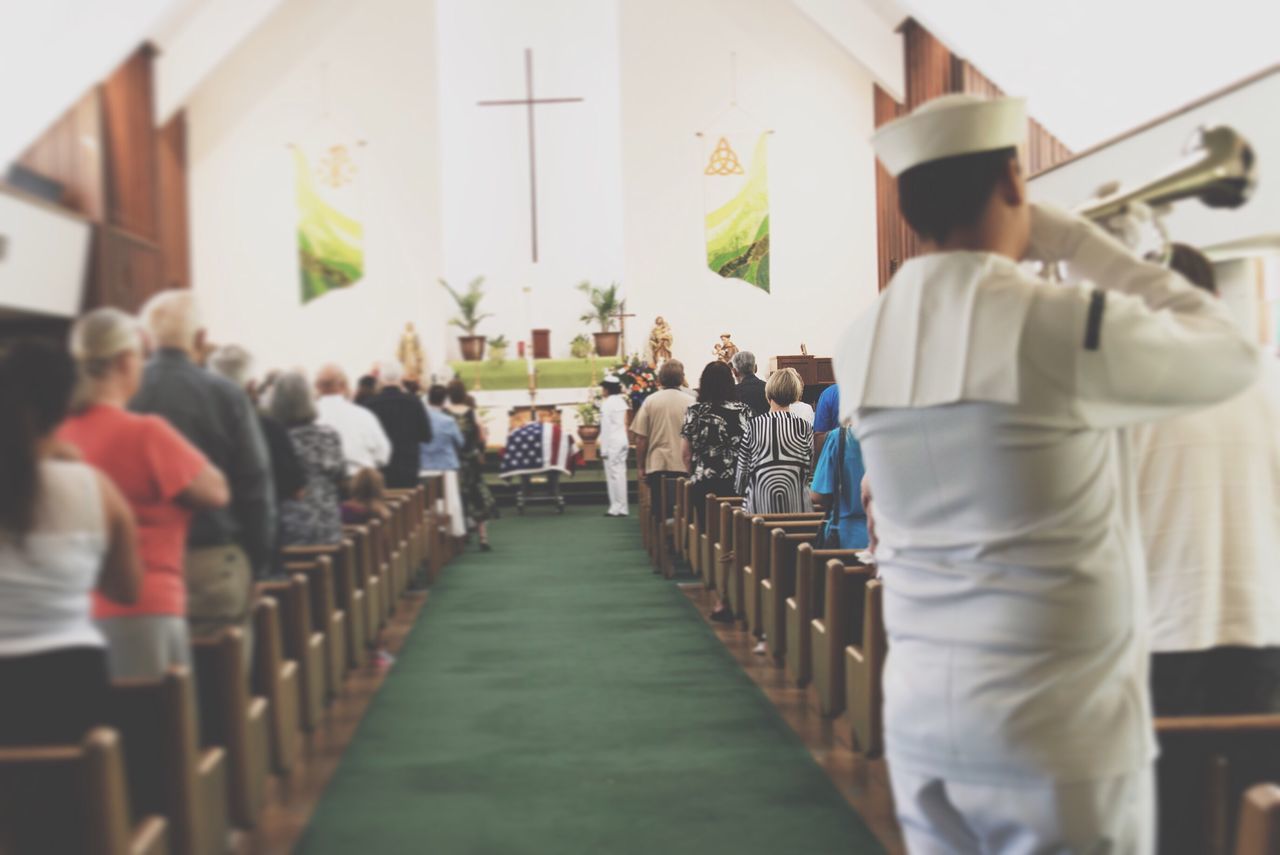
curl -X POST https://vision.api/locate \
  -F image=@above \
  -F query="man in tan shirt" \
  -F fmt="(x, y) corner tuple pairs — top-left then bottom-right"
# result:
(631, 359), (694, 526)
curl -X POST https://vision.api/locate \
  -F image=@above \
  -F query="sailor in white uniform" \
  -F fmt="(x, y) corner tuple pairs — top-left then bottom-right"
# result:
(598, 375), (631, 517)
(837, 94), (1261, 853)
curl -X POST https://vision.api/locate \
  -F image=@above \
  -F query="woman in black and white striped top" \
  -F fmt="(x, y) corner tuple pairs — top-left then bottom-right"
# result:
(735, 368), (813, 514)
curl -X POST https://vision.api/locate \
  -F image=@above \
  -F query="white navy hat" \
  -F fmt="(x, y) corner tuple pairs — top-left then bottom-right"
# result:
(871, 94), (1026, 177)
(601, 374), (621, 385)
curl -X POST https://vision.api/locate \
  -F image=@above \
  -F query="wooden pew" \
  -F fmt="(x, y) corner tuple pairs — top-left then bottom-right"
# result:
(382, 495), (410, 597)
(368, 516), (395, 622)
(656, 475), (684, 578)
(761, 529), (824, 662)
(257, 574), (325, 732)
(810, 557), (874, 717)
(284, 555), (348, 698)
(284, 540), (367, 671)
(107, 667), (230, 855)
(844, 579), (886, 757)
(743, 516), (823, 637)
(1156, 714), (1280, 855)
(191, 627), (270, 829)
(683, 481), (700, 577)
(343, 523), (384, 646)
(785, 545), (863, 687)
(730, 511), (823, 623)
(675, 478), (686, 563)
(639, 477), (652, 553)
(422, 475), (445, 582)
(706, 495), (744, 590)
(1236, 783), (1280, 855)
(0, 728), (169, 855)
(387, 487), (426, 586)
(252, 597), (301, 774)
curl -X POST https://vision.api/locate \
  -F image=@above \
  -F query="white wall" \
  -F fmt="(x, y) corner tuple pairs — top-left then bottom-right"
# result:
(185, 0), (445, 381)
(619, 0), (880, 375)
(435, 0), (625, 361)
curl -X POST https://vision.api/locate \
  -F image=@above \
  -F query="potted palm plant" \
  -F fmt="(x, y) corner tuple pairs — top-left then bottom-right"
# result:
(439, 276), (492, 361)
(578, 281), (623, 357)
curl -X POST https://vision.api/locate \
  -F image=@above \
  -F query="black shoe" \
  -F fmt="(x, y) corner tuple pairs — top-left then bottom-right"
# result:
(709, 607), (735, 624)
(479, 542), (492, 552)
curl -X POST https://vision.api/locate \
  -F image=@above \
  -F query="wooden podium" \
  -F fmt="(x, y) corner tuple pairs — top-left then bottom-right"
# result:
(770, 354), (833, 386)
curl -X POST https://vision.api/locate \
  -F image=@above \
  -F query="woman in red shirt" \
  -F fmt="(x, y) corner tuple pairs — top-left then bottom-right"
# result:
(59, 308), (230, 679)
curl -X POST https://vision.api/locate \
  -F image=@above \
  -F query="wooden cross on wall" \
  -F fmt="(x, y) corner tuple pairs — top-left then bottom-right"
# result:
(477, 49), (585, 263)
(610, 300), (636, 359)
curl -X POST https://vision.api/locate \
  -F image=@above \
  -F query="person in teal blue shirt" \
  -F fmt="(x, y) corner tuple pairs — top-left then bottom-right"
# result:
(809, 425), (868, 548)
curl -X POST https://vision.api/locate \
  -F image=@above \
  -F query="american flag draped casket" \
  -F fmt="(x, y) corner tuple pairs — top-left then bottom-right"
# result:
(498, 421), (579, 479)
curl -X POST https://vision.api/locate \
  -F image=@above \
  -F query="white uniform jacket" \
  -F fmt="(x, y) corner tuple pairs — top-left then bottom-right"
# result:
(1131, 359), (1280, 653)
(835, 220), (1260, 785)
(598, 395), (630, 456)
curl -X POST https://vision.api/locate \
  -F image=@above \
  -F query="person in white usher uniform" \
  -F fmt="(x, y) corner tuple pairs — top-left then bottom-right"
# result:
(836, 94), (1260, 854)
(597, 375), (631, 517)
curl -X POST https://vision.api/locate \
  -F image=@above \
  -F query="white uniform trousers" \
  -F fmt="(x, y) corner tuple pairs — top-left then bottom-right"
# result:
(602, 449), (629, 515)
(889, 763), (1154, 855)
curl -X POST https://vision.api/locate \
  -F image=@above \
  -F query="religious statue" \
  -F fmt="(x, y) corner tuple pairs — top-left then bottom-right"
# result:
(397, 322), (425, 381)
(648, 316), (673, 366)
(713, 333), (739, 364)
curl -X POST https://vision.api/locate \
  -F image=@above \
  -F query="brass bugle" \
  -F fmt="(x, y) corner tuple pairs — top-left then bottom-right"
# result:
(1077, 125), (1257, 222)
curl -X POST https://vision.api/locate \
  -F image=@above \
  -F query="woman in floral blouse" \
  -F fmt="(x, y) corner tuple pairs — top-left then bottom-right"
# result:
(681, 360), (751, 622)
(269, 371), (346, 547)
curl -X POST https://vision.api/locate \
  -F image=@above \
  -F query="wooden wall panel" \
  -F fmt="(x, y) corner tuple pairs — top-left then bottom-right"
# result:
(874, 85), (914, 291)
(901, 20), (955, 109)
(156, 112), (190, 290)
(91, 230), (163, 313)
(875, 20), (1074, 289)
(100, 46), (159, 240)
(17, 91), (105, 221)
(5, 42), (182, 322)
(956, 61), (1072, 175)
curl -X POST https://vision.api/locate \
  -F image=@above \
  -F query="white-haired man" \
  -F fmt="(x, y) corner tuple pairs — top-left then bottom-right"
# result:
(314, 363), (391, 476)
(729, 351), (767, 417)
(131, 290), (276, 643)
(363, 360), (432, 488)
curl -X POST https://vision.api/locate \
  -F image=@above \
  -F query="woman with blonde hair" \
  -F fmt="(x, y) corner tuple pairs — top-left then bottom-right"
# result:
(735, 368), (812, 515)
(57, 307), (229, 679)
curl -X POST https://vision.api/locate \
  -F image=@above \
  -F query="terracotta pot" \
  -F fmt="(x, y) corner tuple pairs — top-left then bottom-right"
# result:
(458, 335), (486, 362)
(592, 331), (621, 357)
(578, 425), (600, 442)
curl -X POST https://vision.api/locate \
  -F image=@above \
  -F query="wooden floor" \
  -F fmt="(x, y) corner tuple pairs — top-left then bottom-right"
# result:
(233, 591), (429, 855)
(679, 582), (905, 855)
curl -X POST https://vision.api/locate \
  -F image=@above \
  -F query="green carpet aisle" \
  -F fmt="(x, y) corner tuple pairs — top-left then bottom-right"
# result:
(298, 506), (884, 855)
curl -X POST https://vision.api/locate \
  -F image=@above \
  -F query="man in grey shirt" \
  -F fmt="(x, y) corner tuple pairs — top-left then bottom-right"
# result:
(131, 291), (275, 642)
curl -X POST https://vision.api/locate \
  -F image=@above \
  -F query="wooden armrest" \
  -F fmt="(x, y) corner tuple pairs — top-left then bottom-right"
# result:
(1156, 714), (1280, 735)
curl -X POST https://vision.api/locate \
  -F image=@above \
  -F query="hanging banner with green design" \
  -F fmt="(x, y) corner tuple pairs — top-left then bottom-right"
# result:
(293, 143), (365, 303)
(703, 132), (770, 293)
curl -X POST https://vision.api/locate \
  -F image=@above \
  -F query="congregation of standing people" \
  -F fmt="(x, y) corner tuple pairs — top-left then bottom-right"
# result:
(0, 289), (501, 750)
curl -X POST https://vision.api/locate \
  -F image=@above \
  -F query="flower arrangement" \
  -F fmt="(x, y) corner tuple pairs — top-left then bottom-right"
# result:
(612, 355), (659, 411)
